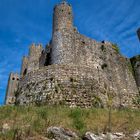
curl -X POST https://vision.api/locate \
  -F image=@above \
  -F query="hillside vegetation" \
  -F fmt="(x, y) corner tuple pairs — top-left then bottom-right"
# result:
(0, 105), (140, 140)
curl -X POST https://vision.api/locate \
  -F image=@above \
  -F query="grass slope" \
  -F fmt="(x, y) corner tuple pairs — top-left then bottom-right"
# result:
(0, 105), (140, 139)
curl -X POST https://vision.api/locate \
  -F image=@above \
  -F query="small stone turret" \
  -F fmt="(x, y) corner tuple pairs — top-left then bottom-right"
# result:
(5, 73), (19, 105)
(130, 55), (140, 90)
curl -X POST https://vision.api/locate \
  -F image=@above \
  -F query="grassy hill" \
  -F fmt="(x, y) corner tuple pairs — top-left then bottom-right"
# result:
(0, 105), (140, 139)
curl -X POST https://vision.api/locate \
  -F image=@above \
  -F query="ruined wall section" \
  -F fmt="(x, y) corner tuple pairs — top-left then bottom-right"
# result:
(5, 73), (19, 105)
(130, 55), (140, 90)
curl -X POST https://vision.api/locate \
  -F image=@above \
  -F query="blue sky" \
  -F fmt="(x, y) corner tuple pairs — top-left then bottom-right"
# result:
(0, 0), (140, 105)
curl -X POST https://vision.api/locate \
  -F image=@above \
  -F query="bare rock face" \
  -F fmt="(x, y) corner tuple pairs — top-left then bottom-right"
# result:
(83, 132), (103, 140)
(131, 130), (140, 140)
(47, 126), (78, 140)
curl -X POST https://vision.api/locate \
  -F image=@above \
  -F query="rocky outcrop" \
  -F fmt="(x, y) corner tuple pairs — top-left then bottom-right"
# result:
(131, 130), (140, 140)
(46, 127), (140, 140)
(1, 124), (140, 140)
(83, 132), (125, 140)
(1, 123), (10, 134)
(47, 127), (78, 140)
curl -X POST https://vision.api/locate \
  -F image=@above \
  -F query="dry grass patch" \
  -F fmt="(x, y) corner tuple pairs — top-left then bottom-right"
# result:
(0, 105), (140, 140)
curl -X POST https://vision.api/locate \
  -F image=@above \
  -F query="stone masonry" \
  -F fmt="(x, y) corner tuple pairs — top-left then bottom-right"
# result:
(5, 73), (19, 105)
(131, 56), (140, 91)
(5, 1), (140, 108)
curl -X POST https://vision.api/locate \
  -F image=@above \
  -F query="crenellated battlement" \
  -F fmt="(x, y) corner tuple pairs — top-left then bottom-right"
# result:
(20, 43), (44, 79)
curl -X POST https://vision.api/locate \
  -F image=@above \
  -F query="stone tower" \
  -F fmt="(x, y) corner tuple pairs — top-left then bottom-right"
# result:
(53, 1), (73, 32)
(5, 73), (19, 105)
(50, 1), (74, 64)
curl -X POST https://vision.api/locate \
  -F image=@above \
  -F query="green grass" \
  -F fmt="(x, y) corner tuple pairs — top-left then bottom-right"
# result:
(0, 105), (140, 139)
(112, 43), (120, 54)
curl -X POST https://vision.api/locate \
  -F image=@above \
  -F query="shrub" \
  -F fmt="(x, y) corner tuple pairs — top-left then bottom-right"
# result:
(112, 43), (120, 54)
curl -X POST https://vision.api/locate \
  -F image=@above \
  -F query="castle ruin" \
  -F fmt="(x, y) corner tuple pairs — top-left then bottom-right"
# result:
(5, 1), (140, 108)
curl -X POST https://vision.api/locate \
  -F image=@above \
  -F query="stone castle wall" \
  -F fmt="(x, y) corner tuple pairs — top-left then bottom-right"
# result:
(16, 62), (138, 107)
(5, 1), (140, 107)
